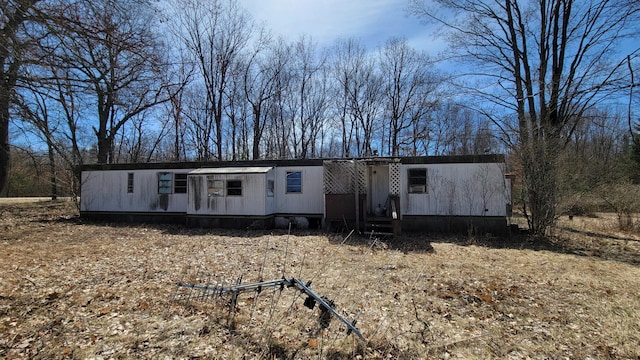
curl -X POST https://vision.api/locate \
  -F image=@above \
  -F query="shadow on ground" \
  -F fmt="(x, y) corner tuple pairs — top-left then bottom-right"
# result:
(27, 199), (639, 267)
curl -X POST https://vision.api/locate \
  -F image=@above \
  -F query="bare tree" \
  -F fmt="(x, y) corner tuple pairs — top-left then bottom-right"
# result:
(330, 38), (381, 157)
(379, 37), (439, 156)
(161, 55), (194, 162)
(346, 44), (383, 157)
(0, 0), (40, 192)
(14, 84), (59, 199)
(267, 55), (295, 159)
(225, 59), (249, 160)
(243, 34), (289, 160)
(172, 0), (253, 160)
(42, 0), (176, 164)
(180, 88), (210, 161)
(286, 36), (328, 159)
(409, 0), (640, 235)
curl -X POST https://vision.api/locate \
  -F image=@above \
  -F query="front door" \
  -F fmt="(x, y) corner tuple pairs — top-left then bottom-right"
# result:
(370, 165), (389, 216)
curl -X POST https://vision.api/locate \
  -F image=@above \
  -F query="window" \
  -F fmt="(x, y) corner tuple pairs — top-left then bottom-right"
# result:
(158, 172), (173, 194)
(286, 171), (302, 193)
(408, 168), (427, 193)
(127, 173), (134, 193)
(174, 173), (187, 193)
(207, 177), (224, 197)
(267, 180), (275, 197)
(226, 180), (242, 196)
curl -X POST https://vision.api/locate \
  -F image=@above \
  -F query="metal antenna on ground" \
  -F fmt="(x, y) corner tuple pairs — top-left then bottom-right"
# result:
(177, 276), (364, 339)
(174, 229), (365, 341)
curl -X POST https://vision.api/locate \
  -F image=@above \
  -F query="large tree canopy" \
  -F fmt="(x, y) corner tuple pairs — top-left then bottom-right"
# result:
(409, 0), (640, 234)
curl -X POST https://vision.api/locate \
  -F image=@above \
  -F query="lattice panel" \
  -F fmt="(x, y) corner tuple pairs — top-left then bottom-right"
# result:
(356, 162), (367, 194)
(323, 160), (368, 195)
(323, 161), (352, 194)
(389, 162), (401, 196)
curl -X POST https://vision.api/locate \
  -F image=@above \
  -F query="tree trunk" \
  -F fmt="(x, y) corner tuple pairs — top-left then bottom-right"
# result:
(47, 138), (58, 200)
(521, 139), (557, 235)
(96, 127), (110, 164)
(0, 89), (10, 194)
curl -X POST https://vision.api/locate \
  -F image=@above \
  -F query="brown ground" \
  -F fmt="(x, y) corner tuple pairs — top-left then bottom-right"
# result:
(1, 200), (639, 359)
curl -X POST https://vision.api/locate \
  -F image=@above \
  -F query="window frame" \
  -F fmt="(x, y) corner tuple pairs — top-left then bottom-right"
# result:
(207, 177), (224, 197)
(408, 168), (428, 194)
(226, 179), (243, 196)
(158, 172), (173, 194)
(267, 179), (275, 197)
(127, 173), (134, 193)
(286, 171), (303, 193)
(174, 173), (188, 194)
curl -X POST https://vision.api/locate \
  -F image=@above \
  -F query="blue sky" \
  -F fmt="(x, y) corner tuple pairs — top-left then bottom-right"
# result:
(238, 0), (442, 53)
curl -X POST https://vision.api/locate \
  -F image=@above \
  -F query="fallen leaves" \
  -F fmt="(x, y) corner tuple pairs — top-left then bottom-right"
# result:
(0, 201), (639, 359)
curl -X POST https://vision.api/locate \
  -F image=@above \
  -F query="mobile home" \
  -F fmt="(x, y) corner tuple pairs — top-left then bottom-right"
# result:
(80, 155), (511, 235)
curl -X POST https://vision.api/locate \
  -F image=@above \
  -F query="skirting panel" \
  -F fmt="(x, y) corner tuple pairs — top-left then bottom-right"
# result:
(186, 215), (275, 229)
(402, 215), (508, 236)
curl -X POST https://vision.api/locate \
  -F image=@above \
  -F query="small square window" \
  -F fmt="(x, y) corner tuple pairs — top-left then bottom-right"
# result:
(286, 171), (302, 193)
(227, 180), (242, 196)
(127, 173), (134, 193)
(207, 177), (224, 197)
(408, 168), (427, 193)
(174, 173), (187, 193)
(158, 172), (173, 194)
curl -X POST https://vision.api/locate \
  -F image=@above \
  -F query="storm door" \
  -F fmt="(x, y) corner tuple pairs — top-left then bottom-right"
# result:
(369, 165), (389, 216)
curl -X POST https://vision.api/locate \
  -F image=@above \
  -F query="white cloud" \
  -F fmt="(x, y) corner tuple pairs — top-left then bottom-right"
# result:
(239, 0), (438, 51)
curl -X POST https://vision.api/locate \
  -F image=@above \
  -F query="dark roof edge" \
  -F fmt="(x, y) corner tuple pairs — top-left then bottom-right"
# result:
(79, 154), (505, 171)
(399, 154), (505, 164)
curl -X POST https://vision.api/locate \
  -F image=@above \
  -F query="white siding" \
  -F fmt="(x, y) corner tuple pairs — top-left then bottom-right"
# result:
(187, 171), (269, 216)
(81, 169), (191, 213)
(81, 160), (511, 221)
(275, 166), (324, 215)
(401, 163), (509, 217)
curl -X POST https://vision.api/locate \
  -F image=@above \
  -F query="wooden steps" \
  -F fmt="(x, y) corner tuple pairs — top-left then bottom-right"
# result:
(365, 217), (394, 237)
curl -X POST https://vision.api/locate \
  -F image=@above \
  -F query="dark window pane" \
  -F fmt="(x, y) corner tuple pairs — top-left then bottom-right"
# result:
(127, 173), (134, 193)
(286, 171), (302, 193)
(174, 173), (187, 193)
(227, 180), (242, 196)
(408, 168), (427, 193)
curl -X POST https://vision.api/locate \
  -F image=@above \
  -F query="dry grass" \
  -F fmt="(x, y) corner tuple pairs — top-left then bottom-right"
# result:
(1, 200), (639, 359)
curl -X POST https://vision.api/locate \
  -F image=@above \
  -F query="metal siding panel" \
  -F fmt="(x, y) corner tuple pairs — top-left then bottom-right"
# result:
(275, 166), (324, 214)
(81, 170), (126, 212)
(223, 173), (267, 216)
(188, 175), (204, 213)
(190, 173), (267, 216)
(401, 163), (508, 217)
(138, 170), (191, 213)
(205, 174), (226, 215)
(82, 169), (192, 214)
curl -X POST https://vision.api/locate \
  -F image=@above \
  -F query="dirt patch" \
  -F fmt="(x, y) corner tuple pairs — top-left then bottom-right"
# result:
(1, 201), (639, 358)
